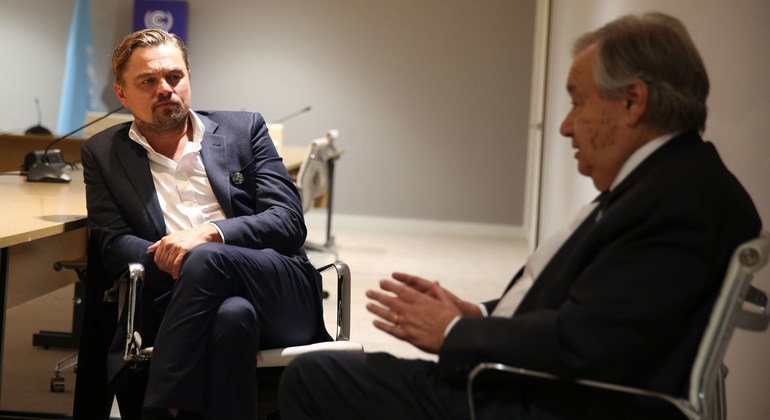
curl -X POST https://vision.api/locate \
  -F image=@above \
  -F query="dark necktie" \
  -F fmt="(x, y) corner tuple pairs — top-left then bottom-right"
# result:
(593, 190), (610, 222)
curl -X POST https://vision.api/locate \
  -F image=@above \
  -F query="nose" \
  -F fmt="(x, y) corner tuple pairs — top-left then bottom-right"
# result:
(157, 78), (173, 96)
(559, 109), (573, 138)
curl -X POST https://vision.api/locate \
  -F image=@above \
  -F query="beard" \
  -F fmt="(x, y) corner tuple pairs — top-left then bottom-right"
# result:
(142, 100), (189, 133)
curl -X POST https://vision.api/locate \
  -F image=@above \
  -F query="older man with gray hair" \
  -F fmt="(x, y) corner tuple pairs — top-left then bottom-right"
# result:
(278, 12), (761, 420)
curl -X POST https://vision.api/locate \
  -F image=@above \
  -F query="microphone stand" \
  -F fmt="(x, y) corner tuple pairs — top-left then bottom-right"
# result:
(27, 106), (126, 183)
(24, 98), (53, 136)
(272, 106), (312, 124)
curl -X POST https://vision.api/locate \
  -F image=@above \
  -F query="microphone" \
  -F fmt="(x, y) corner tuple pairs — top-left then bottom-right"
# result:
(272, 106), (312, 124)
(24, 98), (53, 136)
(26, 105), (126, 183)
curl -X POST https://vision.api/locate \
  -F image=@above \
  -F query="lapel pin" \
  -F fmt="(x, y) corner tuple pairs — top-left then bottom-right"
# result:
(231, 172), (244, 185)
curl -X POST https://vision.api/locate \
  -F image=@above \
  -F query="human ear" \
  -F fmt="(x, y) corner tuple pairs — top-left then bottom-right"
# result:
(623, 80), (648, 126)
(113, 82), (128, 107)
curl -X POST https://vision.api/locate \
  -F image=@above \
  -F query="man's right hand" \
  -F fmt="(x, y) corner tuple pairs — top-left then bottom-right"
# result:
(148, 223), (223, 279)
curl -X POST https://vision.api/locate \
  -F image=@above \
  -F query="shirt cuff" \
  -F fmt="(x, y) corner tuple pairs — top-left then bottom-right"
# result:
(208, 222), (226, 243)
(444, 303), (489, 338)
(444, 315), (462, 337)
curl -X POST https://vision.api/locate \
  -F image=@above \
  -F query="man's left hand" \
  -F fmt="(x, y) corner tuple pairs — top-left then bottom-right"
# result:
(148, 223), (223, 279)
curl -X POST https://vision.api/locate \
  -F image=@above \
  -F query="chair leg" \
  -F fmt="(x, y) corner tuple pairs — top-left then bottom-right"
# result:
(50, 353), (79, 392)
(714, 364), (728, 420)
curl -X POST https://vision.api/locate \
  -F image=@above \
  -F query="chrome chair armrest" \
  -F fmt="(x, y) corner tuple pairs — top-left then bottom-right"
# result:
(316, 261), (351, 341)
(102, 262), (151, 362)
(467, 363), (701, 420)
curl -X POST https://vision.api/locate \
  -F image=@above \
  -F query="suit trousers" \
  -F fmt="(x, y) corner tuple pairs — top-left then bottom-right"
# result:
(278, 351), (680, 420)
(143, 242), (322, 419)
(278, 351), (543, 420)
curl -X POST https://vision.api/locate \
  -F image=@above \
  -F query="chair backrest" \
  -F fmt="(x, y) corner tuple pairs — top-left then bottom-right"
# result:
(296, 130), (339, 213)
(688, 231), (770, 415)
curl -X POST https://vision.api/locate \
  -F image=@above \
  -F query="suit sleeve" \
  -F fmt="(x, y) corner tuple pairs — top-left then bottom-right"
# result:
(210, 113), (307, 252)
(81, 141), (167, 286)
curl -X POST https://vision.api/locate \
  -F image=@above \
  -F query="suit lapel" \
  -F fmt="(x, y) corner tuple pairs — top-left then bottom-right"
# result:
(198, 113), (234, 218)
(112, 133), (166, 238)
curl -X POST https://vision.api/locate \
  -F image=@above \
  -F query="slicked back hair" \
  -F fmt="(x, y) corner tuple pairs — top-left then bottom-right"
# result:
(112, 28), (189, 84)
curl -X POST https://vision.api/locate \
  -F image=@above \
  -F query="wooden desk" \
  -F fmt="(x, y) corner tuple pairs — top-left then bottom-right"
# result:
(0, 172), (87, 248)
(0, 170), (88, 306)
(0, 170), (88, 411)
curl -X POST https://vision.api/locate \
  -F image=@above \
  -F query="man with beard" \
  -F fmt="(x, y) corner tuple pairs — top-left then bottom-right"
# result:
(78, 29), (327, 420)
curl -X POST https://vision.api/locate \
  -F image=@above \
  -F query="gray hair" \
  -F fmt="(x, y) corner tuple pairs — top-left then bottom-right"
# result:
(574, 12), (709, 133)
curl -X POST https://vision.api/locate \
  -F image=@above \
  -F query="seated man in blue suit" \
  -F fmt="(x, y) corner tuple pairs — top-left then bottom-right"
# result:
(278, 12), (762, 420)
(78, 29), (327, 420)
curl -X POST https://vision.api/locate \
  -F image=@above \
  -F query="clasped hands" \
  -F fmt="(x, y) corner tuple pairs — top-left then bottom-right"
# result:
(366, 272), (482, 354)
(148, 223), (223, 279)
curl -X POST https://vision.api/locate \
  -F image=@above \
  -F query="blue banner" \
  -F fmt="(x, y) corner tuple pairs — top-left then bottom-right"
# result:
(57, 0), (100, 136)
(133, 1), (188, 43)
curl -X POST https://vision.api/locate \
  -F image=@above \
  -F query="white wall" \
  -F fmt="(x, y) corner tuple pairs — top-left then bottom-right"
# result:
(0, 0), (72, 132)
(0, 0), (536, 226)
(539, 1), (770, 418)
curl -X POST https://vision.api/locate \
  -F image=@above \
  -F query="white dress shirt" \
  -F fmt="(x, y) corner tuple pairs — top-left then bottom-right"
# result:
(128, 111), (226, 237)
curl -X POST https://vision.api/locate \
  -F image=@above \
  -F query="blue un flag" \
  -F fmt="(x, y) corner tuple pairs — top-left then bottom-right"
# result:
(57, 0), (100, 136)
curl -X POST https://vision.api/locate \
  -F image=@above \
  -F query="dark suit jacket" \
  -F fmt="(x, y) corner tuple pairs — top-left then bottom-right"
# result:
(440, 132), (761, 418)
(74, 111), (322, 418)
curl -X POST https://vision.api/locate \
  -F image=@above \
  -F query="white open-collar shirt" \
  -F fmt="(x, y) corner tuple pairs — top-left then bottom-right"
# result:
(128, 111), (226, 237)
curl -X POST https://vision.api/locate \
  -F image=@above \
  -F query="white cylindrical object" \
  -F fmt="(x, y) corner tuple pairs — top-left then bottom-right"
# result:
(267, 123), (284, 155)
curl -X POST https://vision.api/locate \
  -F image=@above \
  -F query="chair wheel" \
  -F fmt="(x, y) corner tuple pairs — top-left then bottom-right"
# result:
(50, 376), (65, 393)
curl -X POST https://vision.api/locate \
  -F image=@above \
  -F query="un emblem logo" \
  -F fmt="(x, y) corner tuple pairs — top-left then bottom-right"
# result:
(144, 10), (174, 31)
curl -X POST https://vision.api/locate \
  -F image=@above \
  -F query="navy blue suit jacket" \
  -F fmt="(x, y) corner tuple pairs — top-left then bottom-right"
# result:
(82, 110), (310, 287)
